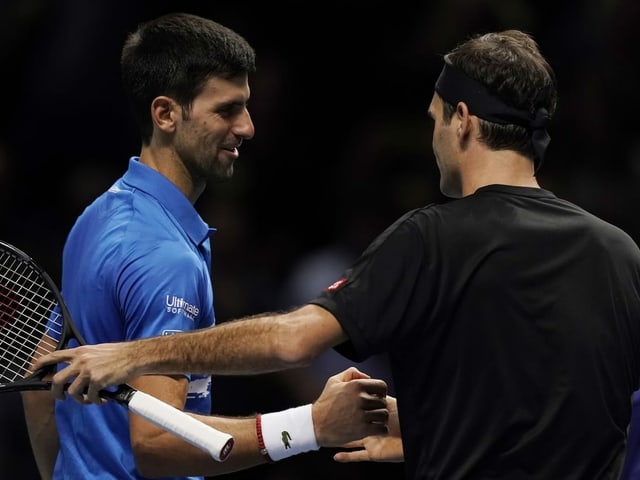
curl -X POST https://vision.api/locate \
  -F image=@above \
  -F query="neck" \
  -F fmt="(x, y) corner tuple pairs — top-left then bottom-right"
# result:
(461, 148), (539, 197)
(139, 145), (203, 204)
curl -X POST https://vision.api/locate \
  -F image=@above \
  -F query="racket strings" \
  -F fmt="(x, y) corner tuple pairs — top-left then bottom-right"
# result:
(0, 252), (62, 384)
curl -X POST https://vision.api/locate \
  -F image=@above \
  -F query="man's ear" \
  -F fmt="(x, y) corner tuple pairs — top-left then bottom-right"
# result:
(456, 101), (472, 139)
(151, 96), (178, 133)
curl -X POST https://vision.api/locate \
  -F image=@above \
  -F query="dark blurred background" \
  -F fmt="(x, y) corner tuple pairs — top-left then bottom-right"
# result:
(1, 0), (639, 478)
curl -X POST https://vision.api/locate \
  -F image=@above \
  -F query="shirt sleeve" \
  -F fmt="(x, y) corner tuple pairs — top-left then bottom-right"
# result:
(116, 240), (212, 341)
(310, 208), (433, 361)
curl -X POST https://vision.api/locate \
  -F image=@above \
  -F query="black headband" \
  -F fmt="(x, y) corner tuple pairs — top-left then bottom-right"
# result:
(434, 63), (550, 170)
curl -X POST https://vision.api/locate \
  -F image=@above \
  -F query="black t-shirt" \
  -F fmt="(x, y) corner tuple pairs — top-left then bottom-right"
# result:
(311, 185), (640, 480)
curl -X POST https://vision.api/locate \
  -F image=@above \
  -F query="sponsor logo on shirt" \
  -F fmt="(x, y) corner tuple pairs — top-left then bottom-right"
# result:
(165, 295), (200, 320)
(188, 376), (211, 400)
(161, 329), (183, 336)
(327, 278), (348, 291)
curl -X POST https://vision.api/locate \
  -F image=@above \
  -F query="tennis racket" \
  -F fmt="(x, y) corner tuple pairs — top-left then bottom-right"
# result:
(0, 240), (234, 462)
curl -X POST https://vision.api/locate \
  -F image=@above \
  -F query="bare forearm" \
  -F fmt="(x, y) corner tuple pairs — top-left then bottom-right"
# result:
(132, 366), (387, 476)
(143, 314), (294, 375)
(133, 414), (266, 477)
(135, 305), (341, 377)
(22, 391), (59, 480)
(39, 304), (345, 398)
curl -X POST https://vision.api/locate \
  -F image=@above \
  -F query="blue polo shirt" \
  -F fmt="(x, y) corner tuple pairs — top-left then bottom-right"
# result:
(53, 157), (215, 479)
(620, 390), (640, 478)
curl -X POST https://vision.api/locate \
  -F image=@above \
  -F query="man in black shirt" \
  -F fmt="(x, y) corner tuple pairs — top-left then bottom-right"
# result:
(38, 29), (640, 479)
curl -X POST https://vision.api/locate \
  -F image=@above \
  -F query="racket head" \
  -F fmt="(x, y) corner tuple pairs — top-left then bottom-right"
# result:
(0, 240), (84, 393)
(0, 242), (238, 460)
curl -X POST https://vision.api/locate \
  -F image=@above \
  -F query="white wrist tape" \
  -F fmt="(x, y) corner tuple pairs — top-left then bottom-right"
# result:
(260, 404), (319, 461)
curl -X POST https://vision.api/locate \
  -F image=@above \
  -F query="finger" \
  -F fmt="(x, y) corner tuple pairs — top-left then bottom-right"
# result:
(364, 408), (389, 424)
(51, 364), (79, 387)
(49, 367), (77, 401)
(356, 393), (388, 413)
(344, 366), (369, 380)
(360, 390), (388, 408)
(65, 377), (89, 403)
(354, 379), (387, 397)
(366, 379), (388, 395)
(338, 440), (364, 449)
(333, 450), (371, 463)
(50, 381), (67, 401)
(33, 350), (72, 370)
(333, 366), (369, 382)
(85, 383), (103, 404)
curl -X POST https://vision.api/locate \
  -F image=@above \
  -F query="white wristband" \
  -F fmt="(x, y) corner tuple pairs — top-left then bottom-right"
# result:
(260, 404), (319, 461)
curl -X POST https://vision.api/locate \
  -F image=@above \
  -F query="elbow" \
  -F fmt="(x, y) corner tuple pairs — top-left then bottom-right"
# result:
(273, 315), (332, 367)
(132, 439), (173, 478)
(274, 335), (319, 368)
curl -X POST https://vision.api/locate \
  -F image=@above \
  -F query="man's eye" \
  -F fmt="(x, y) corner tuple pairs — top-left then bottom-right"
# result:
(218, 104), (243, 118)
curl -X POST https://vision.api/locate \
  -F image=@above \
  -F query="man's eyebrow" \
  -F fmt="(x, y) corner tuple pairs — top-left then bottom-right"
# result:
(215, 99), (247, 111)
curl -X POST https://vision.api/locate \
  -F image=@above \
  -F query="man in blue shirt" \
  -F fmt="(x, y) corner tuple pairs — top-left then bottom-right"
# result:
(21, 12), (389, 480)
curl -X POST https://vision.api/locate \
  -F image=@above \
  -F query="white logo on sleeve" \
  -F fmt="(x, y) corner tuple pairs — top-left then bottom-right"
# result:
(161, 329), (182, 336)
(165, 295), (200, 321)
(188, 376), (211, 400)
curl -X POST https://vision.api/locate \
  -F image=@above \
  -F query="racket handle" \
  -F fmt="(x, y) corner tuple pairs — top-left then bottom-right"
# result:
(127, 390), (234, 462)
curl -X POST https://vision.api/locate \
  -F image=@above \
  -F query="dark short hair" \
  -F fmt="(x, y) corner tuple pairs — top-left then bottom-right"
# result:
(441, 30), (557, 162)
(121, 12), (256, 145)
